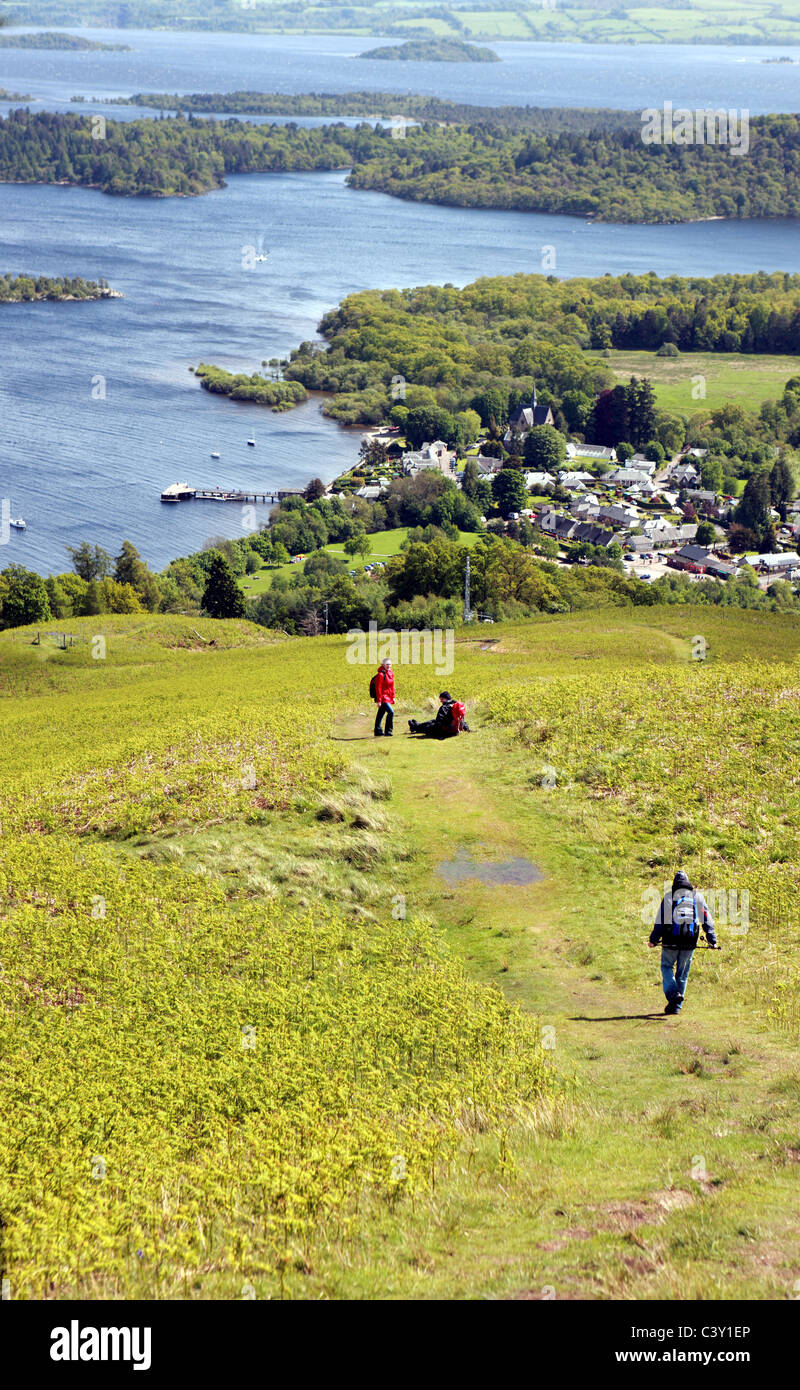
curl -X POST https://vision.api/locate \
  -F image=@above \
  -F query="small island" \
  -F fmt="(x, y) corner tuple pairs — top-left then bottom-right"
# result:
(359, 39), (500, 63)
(0, 274), (122, 302)
(0, 88), (33, 101)
(0, 32), (131, 51)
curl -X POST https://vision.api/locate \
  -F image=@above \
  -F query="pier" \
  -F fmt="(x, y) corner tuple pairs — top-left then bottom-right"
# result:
(161, 484), (306, 505)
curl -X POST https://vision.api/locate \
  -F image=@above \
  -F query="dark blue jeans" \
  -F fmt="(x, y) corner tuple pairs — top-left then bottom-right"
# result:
(661, 946), (693, 1011)
(374, 702), (394, 735)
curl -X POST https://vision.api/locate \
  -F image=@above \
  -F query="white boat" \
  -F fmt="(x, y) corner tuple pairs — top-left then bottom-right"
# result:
(9, 517), (26, 530)
(160, 482), (194, 504)
(210, 451), (221, 459)
(247, 439), (256, 447)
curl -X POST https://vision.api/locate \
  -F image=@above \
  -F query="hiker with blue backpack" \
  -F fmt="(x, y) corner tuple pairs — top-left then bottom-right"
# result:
(649, 870), (718, 1015)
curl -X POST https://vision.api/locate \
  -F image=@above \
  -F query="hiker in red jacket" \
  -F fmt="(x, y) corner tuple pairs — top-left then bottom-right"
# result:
(373, 658), (395, 737)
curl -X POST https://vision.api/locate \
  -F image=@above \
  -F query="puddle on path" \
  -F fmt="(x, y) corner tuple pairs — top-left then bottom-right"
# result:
(437, 849), (543, 887)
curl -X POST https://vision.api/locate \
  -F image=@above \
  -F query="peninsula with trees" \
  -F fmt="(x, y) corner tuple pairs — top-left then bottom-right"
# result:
(0, 273), (120, 301)
(0, 31), (130, 49)
(193, 363), (307, 411)
(2, 108), (799, 223)
(97, 91), (639, 134)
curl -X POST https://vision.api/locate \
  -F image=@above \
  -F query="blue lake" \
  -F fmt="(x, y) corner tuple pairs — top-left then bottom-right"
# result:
(2, 31), (800, 574)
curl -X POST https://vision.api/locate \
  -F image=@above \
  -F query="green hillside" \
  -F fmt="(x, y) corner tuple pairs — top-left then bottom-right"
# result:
(1, 608), (799, 1298)
(10, 0), (800, 44)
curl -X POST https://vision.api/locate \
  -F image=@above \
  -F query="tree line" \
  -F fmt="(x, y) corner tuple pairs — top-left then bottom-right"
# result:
(5, 110), (800, 226)
(0, 273), (113, 302)
(6, 514), (799, 637)
(281, 273), (800, 476)
(193, 364), (307, 411)
(347, 115), (800, 225)
(0, 110), (374, 198)
(109, 91), (640, 133)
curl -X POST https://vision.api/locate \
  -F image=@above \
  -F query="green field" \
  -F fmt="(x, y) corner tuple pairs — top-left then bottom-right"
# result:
(10, 0), (800, 43)
(241, 524), (480, 597)
(2, 606), (800, 1298)
(586, 349), (800, 417)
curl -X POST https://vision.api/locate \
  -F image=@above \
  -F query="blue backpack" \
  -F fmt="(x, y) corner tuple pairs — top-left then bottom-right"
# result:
(670, 890), (699, 943)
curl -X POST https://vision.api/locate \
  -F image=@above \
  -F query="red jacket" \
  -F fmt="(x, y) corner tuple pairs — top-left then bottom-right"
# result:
(374, 666), (395, 704)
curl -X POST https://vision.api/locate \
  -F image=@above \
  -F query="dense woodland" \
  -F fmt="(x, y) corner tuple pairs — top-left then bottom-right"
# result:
(193, 363), (307, 410)
(3, 109), (800, 222)
(347, 115), (800, 223)
(280, 272), (800, 471)
(0, 110), (373, 197)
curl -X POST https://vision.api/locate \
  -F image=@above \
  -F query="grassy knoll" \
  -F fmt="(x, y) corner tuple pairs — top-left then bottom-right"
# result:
(587, 349), (800, 417)
(241, 525), (480, 597)
(1, 607), (800, 1298)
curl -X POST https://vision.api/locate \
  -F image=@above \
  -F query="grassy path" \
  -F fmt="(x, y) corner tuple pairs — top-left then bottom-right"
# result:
(329, 715), (800, 1300)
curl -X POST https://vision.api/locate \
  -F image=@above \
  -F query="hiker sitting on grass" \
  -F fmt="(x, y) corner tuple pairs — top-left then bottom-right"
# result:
(408, 692), (468, 739)
(649, 870), (717, 1016)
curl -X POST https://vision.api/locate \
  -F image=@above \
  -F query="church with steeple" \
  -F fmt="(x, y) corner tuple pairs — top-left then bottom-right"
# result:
(504, 383), (554, 443)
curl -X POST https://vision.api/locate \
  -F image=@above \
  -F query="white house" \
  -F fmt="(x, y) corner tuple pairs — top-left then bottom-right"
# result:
(669, 461), (700, 487)
(403, 440), (456, 475)
(566, 443), (616, 462)
(607, 468), (653, 489)
(525, 471), (556, 491)
(559, 470), (596, 489)
(474, 453), (503, 475)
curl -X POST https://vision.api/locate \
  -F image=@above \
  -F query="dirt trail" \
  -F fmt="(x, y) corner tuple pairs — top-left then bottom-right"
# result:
(348, 717), (800, 1299)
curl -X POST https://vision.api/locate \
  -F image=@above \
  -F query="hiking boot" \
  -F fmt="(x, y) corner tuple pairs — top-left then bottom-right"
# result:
(664, 1001), (678, 1015)
(374, 730), (383, 737)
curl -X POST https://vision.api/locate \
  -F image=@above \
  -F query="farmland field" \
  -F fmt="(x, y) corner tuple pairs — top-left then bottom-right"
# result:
(585, 349), (800, 416)
(2, 606), (800, 1299)
(9, 0), (800, 42)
